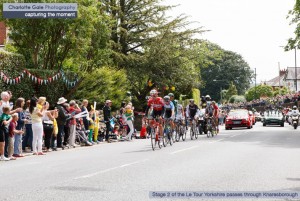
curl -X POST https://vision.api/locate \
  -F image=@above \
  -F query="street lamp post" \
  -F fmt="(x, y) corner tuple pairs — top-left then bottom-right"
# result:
(295, 48), (297, 92)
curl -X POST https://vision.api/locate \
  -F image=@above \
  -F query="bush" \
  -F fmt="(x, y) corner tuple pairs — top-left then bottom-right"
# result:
(229, 95), (246, 103)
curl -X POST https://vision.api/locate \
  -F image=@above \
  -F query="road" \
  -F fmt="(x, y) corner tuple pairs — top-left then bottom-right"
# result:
(1, 122), (300, 201)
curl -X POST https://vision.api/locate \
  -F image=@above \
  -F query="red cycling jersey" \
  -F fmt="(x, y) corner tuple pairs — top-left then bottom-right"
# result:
(147, 97), (164, 111)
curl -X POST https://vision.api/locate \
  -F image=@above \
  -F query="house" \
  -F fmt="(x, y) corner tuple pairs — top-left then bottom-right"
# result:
(0, 22), (8, 49)
(265, 69), (288, 90)
(265, 67), (300, 92)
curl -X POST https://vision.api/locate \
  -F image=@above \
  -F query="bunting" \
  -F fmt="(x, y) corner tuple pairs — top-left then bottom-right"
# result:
(0, 68), (79, 88)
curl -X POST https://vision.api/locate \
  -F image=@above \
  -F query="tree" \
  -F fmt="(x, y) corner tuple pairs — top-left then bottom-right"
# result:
(201, 47), (253, 101)
(273, 86), (290, 96)
(286, 1), (300, 50)
(225, 82), (238, 100)
(73, 67), (128, 110)
(229, 95), (246, 103)
(245, 85), (273, 101)
(0, 0), (111, 72)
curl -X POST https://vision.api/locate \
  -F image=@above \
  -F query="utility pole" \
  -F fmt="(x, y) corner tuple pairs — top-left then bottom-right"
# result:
(295, 48), (298, 92)
(255, 68), (257, 99)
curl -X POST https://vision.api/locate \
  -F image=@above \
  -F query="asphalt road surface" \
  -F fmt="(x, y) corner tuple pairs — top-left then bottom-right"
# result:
(1, 122), (300, 201)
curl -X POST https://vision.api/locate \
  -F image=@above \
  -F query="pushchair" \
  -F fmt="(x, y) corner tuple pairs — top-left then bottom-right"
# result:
(75, 120), (93, 146)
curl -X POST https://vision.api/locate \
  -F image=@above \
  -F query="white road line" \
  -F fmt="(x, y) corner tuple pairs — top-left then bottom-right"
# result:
(74, 159), (148, 180)
(170, 146), (199, 154)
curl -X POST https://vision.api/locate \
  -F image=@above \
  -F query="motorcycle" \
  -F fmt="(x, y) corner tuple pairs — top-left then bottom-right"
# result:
(292, 114), (299, 129)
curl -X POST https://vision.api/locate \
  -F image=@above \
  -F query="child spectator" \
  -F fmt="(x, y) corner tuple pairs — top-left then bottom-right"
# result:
(14, 98), (26, 157)
(8, 113), (24, 160)
(0, 106), (12, 160)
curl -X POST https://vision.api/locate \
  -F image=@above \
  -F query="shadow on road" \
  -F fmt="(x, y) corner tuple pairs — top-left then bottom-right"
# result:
(52, 186), (103, 192)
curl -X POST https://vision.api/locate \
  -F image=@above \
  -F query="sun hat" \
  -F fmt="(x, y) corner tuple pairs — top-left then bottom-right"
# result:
(57, 97), (68, 105)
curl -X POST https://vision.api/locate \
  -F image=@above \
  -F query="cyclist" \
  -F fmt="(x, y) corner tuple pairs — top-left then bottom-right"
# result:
(168, 93), (177, 138)
(186, 99), (199, 124)
(175, 100), (185, 122)
(205, 95), (219, 134)
(163, 96), (175, 139)
(145, 89), (164, 141)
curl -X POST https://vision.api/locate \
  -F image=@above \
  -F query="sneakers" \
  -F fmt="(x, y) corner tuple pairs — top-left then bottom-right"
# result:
(0, 156), (10, 161)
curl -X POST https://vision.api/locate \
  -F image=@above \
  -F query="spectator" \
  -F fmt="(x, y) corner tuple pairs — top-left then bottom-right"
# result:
(8, 113), (24, 160)
(124, 104), (134, 141)
(63, 103), (71, 148)
(22, 100), (33, 152)
(103, 100), (112, 143)
(81, 99), (89, 131)
(42, 101), (55, 152)
(68, 100), (81, 148)
(14, 98), (26, 157)
(30, 97), (45, 155)
(0, 106), (12, 160)
(56, 97), (71, 149)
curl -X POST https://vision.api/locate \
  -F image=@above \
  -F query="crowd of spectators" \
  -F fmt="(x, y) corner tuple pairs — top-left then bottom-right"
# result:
(0, 91), (135, 162)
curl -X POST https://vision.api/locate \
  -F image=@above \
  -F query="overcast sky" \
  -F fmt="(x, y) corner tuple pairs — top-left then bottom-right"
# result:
(164, 0), (296, 83)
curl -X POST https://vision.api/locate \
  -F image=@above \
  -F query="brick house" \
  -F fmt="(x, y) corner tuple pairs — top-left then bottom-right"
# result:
(0, 21), (7, 48)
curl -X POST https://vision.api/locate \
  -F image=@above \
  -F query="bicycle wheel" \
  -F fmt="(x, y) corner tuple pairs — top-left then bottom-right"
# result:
(168, 131), (173, 146)
(182, 126), (187, 141)
(150, 128), (157, 151)
(175, 125), (180, 142)
(163, 127), (168, 147)
(190, 123), (194, 140)
(194, 123), (198, 139)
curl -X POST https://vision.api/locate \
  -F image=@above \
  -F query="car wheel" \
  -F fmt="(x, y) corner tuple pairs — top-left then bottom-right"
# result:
(263, 123), (266, 127)
(225, 127), (229, 130)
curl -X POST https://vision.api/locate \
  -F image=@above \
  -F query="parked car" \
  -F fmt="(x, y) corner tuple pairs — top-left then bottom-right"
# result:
(225, 109), (252, 130)
(248, 111), (256, 125)
(254, 112), (262, 122)
(262, 110), (284, 127)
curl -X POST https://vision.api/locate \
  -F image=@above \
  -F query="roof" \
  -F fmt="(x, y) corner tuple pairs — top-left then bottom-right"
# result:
(265, 74), (286, 87)
(285, 67), (300, 80)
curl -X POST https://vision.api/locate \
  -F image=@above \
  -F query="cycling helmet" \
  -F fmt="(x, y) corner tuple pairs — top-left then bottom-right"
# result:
(174, 99), (178, 104)
(168, 93), (174, 97)
(189, 99), (195, 103)
(164, 95), (170, 102)
(150, 89), (158, 96)
(293, 106), (297, 110)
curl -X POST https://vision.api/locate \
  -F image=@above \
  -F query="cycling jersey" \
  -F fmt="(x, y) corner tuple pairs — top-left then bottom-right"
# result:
(147, 97), (164, 111)
(176, 104), (184, 119)
(186, 104), (199, 119)
(145, 97), (164, 118)
(164, 102), (174, 119)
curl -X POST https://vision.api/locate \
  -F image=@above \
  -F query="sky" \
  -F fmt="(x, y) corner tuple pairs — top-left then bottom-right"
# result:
(164, 0), (296, 83)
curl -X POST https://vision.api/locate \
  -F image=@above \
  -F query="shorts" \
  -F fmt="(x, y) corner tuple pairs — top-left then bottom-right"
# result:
(0, 130), (4, 142)
(151, 110), (163, 119)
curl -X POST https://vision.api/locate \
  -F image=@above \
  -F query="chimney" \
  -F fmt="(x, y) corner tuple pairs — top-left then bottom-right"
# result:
(279, 69), (287, 76)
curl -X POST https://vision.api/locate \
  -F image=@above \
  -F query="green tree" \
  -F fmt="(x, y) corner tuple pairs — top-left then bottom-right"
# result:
(201, 48), (253, 101)
(273, 86), (290, 96)
(229, 95), (246, 103)
(73, 67), (128, 110)
(225, 82), (238, 100)
(245, 85), (273, 101)
(1, 0), (110, 72)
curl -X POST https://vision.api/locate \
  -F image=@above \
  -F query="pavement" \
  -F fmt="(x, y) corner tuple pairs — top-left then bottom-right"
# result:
(1, 122), (300, 201)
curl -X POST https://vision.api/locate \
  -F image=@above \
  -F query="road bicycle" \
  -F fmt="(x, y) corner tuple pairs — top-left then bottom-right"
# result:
(206, 117), (215, 138)
(148, 118), (162, 151)
(163, 118), (173, 147)
(175, 119), (186, 142)
(189, 118), (198, 140)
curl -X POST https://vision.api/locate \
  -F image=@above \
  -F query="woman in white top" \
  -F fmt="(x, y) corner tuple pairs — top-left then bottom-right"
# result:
(29, 97), (45, 155)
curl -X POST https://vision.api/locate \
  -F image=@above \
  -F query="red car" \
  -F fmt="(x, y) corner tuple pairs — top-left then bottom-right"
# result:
(225, 109), (253, 130)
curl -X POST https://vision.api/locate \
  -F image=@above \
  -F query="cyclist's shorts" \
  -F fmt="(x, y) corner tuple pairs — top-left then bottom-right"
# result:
(151, 110), (163, 118)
